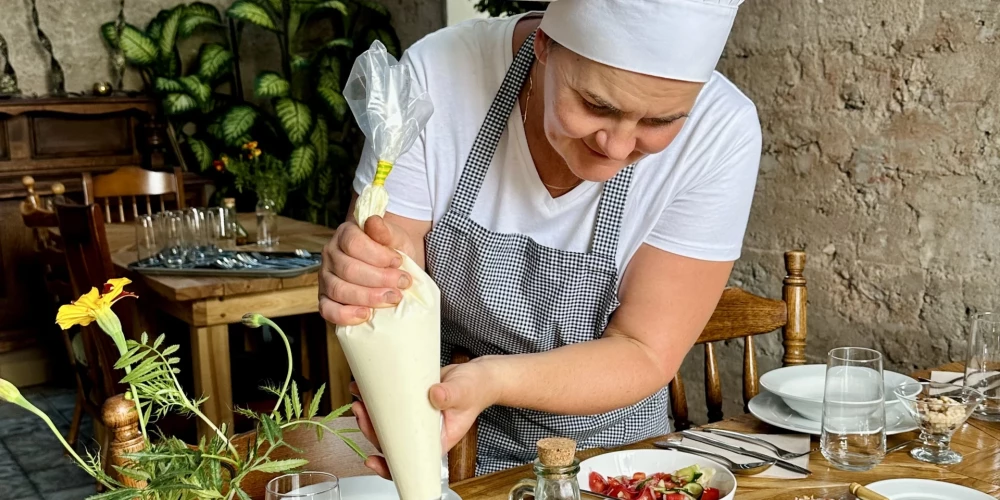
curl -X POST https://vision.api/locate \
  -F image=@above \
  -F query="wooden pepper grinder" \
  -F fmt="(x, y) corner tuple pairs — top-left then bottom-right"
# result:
(509, 437), (582, 500)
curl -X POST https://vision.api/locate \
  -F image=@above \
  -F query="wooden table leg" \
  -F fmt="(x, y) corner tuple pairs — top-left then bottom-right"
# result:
(191, 324), (233, 439)
(325, 322), (352, 411)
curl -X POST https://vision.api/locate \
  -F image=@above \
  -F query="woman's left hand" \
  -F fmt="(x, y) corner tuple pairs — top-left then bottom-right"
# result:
(352, 358), (502, 478)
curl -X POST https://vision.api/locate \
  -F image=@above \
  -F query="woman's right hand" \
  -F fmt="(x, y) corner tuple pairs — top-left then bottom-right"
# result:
(319, 215), (415, 326)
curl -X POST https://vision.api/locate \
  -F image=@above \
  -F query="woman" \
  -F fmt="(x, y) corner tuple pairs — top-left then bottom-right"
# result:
(320, 0), (760, 475)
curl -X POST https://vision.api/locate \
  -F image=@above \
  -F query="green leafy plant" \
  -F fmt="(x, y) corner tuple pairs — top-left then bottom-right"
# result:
(471, 0), (548, 17)
(100, 3), (239, 186)
(1, 278), (365, 500)
(213, 0), (401, 225)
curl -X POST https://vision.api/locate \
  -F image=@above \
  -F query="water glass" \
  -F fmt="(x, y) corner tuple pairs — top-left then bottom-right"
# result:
(265, 472), (340, 500)
(820, 347), (887, 471)
(159, 211), (189, 268)
(966, 312), (1000, 422)
(183, 207), (216, 265)
(135, 214), (161, 266)
(206, 207), (235, 251)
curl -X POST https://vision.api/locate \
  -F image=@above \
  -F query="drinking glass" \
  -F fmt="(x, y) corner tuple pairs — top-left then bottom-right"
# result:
(183, 207), (214, 265)
(820, 347), (886, 471)
(894, 381), (984, 464)
(206, 207), (235, 251)
(966, 312), (1000, 422)
(135, 214), (161, 266)
(159, 211), (189, 268)
(265, 472), (340, 500)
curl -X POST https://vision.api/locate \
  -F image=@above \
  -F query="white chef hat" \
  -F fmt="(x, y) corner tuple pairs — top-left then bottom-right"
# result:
(537, 0), (745, 83)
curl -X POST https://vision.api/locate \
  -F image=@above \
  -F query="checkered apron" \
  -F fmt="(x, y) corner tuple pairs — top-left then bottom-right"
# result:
(424, 32), (669, 475)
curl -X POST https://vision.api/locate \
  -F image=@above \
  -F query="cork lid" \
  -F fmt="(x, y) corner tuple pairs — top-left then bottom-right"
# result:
(537, 437), (577, 466)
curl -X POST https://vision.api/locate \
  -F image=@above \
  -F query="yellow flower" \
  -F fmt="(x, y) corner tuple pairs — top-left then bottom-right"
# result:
(56, 278), (137, 330)
(221, 154), (230, 165)
(251, 148), (261, 158)
(242, 141), (258, 150)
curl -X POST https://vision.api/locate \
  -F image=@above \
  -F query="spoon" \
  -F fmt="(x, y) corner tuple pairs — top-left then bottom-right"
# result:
(652, 441), (775, 476)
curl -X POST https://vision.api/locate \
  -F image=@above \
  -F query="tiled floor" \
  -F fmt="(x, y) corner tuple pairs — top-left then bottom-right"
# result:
(0, 386), (98, 500)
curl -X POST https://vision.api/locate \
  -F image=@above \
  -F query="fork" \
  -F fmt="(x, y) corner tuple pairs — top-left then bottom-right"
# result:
(652, 441), (775, 476)
(704, 429), (815, 459)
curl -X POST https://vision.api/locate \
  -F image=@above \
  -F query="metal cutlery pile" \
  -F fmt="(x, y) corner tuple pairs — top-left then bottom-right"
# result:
(212, 250), (318, 270)
(654, 430), (813, 476)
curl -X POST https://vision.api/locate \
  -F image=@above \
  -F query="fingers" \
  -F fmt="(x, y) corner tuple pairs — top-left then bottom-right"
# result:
(318, 295), (369, 326)
(365, 455), (391, 479)
(338, 222), (402, 269)
(364, 216), (411, 254)
(322, 270), (401, 309)
(353, 401), (382, 452)
(330, 244), (411, 290)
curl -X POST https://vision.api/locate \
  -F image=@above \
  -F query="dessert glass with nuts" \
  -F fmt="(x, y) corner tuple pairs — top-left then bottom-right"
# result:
(893, 381), (985, 465)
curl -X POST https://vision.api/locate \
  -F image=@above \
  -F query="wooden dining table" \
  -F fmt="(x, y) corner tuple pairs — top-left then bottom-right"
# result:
(96, 213), (350, 439)
(450, 362), (1000, 499)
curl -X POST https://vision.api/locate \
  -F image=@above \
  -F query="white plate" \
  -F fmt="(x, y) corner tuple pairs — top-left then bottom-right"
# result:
(577, 449), (737, 500)
(747, 390), (918, 436)
(339, 476), (462, 500)
(865, 478), (995, 499)
(759, 365), (920, 421)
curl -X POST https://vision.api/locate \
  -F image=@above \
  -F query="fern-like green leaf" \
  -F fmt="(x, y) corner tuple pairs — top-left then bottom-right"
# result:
(310, 116), (328, 167)
(113, 465), (151, 482)
(254, 71), (289, 98)
(140, 332), (148, 345)
(197, 43), (232, 82)
(275, 98), (313, 145)
(252, 458), (310, 474)
(291, 381), (302, 418)
(260, 415), (282, 444)
(164, 93), (197, 115)
(317, 158), (332, 197)
(180, 3), (224, 37)
(158, 7), (184, 59)
(234, 489), (252, 500)
(161, 344), (180, 357)
(356, 0), (390, 16)
(306, 383), (325, 419)
(187, 137), (213, 171)
(227, 0), (278, 31)
(179, 75), (211, 105)
(118, 24), (158, 66)
(154, 77), (183, 92)
(322, 402), (353, 422)
(306, 1), (349, 19)
(100, 22), (119, 47)
(317, 77), (347, 120)
(289, 145), (317, 185)
(153, 334), (165, 350)
(321, 38), (352, 51)
(221, 106), (257, 145)
(283, 392), (294, 422)
(291, 54), (313, 72)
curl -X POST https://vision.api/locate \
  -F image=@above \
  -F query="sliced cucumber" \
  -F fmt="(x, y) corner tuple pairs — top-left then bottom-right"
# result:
(681, 482), (704, 497)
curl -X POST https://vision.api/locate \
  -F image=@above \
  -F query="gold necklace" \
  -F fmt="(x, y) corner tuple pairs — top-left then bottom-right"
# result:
(522, 65), (582, 192)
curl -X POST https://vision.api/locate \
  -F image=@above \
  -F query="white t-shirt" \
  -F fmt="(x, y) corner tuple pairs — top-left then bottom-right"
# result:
(354, 14), (762, 281)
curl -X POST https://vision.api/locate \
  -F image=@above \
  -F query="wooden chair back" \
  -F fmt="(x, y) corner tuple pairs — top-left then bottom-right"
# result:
(445, 250), (808, 481)
(20, 176), (73, 304)
(83, 166), (186, 223)
(55, 202), (129, 403)
(103, 394), (379, 493)
(668, 250), (807, 430)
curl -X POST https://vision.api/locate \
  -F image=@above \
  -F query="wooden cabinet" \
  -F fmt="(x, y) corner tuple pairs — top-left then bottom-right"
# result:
(0, 96), (210, 386)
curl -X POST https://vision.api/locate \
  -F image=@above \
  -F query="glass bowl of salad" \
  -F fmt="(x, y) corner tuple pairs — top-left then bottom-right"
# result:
(577, 449), (736, 500)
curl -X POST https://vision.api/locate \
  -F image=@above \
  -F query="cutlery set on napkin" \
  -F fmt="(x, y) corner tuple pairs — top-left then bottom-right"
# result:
(653, 429), (813, 478)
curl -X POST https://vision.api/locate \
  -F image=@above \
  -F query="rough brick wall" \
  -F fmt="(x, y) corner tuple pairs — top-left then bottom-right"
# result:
(675, 0), (1000, 424)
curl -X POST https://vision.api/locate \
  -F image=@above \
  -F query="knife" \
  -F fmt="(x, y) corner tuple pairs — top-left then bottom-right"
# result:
(679, 430), (812, 475)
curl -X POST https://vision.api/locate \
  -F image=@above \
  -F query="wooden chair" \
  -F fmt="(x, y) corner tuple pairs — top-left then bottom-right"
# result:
(446, 250), (808, 481)
(82, 166), (186, 223)
(56, 202), (132, 475)
(20, 177), (98, 448)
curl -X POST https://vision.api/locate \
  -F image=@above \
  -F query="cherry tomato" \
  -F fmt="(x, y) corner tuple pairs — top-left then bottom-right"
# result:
(701, 488), (721, 500)
(632, 472), (647, 482)
(635, 485), (656, 500)
(589, 472), (608, 494)
(664, 494), (686, 500)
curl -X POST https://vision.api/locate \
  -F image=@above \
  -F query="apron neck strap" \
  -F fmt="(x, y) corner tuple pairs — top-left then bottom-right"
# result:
(450, 29), (633, 260)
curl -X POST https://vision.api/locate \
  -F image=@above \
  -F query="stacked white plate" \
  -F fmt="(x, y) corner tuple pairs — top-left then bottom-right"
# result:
(749, 364), (920, 435)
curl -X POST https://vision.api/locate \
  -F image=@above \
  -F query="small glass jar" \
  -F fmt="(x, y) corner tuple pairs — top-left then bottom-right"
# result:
(509, 458), (581, 500)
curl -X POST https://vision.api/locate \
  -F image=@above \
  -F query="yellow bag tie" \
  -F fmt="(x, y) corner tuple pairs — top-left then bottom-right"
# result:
(373, 160), (393, 187)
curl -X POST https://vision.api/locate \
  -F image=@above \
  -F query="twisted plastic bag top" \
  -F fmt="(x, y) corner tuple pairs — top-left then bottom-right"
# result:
(345, 40), (433, 183)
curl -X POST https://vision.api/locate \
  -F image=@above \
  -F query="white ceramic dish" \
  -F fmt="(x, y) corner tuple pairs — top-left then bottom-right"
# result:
(865, 478), (994, 499)
(747, 390), (918, 436)
(339, 476), (462, 500)
(758, 364), (921, 421)
(578, 449), (736, 500)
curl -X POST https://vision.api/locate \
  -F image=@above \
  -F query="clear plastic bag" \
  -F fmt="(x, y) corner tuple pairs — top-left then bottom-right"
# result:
(344, 40), (433, 228)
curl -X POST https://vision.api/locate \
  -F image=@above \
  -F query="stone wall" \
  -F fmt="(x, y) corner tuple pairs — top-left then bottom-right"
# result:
(0, 0), (444, 96)
(675, 0), (1000, 424)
